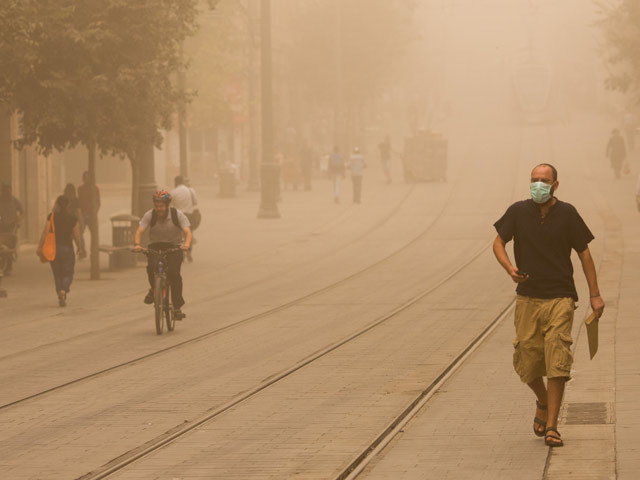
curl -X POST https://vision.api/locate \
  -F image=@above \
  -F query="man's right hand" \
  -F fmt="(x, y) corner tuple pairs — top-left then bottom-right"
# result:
(508, 266), (529, 284)
(133, 244), (143, 252)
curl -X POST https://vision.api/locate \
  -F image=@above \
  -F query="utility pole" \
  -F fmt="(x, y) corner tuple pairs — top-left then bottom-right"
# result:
(333, 1), (344, 151)
(257, 0), (280, 219)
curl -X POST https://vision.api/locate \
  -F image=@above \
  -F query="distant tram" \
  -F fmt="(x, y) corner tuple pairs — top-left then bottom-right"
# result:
(511, 53), (552, 124)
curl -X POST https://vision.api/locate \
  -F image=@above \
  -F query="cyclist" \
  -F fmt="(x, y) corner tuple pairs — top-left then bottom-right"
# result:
(133, 190), (191, 319)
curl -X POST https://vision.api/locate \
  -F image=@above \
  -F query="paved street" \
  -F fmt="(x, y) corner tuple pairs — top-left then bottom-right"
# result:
(2, 111), (640, 479)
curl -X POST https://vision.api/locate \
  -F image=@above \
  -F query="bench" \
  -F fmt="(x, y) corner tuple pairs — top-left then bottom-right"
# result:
(99, 245), (136, 271)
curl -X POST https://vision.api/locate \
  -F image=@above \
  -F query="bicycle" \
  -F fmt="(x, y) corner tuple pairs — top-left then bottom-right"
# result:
(134, 247), (183, 335)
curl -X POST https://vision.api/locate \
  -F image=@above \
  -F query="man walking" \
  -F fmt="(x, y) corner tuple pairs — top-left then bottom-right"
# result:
(605, 128), (626, 179)
(378, 136), (392, 184)
(492, 163), (604, 447)
(77, 171), (100, 235)
(328, 146), (345, 204)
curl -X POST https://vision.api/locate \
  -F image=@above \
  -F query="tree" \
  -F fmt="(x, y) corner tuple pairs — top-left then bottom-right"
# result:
(598, 0), (640, 98)
(0, 0), (199, 279)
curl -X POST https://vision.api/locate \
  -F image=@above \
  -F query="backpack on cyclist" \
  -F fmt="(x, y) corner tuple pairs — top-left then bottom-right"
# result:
(150, 207), (180, 228)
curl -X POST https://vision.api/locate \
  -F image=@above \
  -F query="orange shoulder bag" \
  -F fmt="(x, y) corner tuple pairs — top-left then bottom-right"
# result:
(40, 212), (56, 263)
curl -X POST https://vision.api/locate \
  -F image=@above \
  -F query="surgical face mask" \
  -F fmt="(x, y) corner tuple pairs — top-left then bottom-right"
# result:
(530, 181), (553, 204)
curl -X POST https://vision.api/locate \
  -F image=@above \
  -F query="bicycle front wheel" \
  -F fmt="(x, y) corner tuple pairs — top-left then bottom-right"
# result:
(154, 276), (164, 335)
(165, 284), (175, 332)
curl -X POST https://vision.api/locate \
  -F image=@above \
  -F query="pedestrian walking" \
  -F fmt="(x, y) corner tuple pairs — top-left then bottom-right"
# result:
(492, 163), (604, 447)
(0, 181), (23, 275)
(170, 176), (200, 262)
(63, 183), (86, 257)
(605, 128), (627, 179)
(378, 136), (392, 184)
(77, 170), (101, 235)
(328, 146), (345, 204)
(36, 195), (85, 307)
(348, 147), (366, 204)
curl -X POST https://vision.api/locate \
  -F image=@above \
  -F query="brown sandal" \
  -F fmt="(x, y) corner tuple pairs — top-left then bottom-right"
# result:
(533, 400), (547, 437)
(545, 427), (564, 447)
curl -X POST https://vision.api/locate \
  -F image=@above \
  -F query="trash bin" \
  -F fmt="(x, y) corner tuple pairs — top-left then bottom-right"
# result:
(110, 214), (139, 269)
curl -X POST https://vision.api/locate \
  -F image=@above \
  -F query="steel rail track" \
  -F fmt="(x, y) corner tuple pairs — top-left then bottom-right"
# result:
(75, 130), (528, 479)
(0, 178), (455, 411)
(78, 237), (496, 480)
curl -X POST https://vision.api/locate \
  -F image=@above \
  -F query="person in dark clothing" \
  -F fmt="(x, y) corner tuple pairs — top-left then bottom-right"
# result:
(493, 163), (604, 448)
(77, 171), (100, 235)
(64, 183), (86, 257)
(0, 182), (23, 274)
(378, 136), (392, 184)
(606, 128), (626, 179)
(37, 196), (85, 307)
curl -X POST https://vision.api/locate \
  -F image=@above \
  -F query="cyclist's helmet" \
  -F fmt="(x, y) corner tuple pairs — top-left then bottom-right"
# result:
(153, 190), (172, 204)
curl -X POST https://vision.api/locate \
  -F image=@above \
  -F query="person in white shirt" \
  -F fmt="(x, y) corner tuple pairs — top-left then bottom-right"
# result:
(170, 176), (200, 261)
(170, 176), (195, 215)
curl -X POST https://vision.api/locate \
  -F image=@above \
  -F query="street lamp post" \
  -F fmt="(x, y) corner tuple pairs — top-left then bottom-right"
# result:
(257, 0), (280, 219)
(246, 0), (260, 192)
(178, 42), (189, 182)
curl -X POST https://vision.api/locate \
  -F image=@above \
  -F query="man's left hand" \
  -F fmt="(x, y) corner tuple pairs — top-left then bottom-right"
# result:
(180, 244), (190, 251)
(591, 295), (605, 319)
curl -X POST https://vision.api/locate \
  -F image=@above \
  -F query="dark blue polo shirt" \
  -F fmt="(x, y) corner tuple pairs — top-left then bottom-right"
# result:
(494, 198), (594, 301)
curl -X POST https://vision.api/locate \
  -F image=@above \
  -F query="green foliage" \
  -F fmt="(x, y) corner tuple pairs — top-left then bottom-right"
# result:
(0, 1), (34, 106)
(598, 0), (640, 98)
(0, 0), (199, 157)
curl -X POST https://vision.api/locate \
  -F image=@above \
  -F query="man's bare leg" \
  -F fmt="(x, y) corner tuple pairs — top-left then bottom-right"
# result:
(544, 377), (566, 445)
(527, 377), (548, 434)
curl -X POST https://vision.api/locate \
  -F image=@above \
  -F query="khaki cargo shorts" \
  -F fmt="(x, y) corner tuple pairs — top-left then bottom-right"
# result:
(512, 295), (575, 384)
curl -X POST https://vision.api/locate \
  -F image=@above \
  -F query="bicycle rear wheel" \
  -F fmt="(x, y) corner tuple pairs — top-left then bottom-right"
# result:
(154, 276), (164, 335)
(165, 284), (175, 331)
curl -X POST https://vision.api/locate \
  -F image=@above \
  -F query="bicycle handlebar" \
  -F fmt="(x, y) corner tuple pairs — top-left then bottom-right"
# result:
(131, 247), (183, 256)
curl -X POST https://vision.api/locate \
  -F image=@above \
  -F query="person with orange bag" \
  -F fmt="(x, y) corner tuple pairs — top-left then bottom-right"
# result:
(36, 196), (85, 307)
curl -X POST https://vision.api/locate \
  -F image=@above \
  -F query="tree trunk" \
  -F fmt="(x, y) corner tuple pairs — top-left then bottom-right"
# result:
(88, 143), (100, 280)
(133, 142), (157, 218)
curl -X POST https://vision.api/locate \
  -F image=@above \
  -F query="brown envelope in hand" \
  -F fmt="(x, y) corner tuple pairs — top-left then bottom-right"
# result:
(584, 312), (599, 360)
